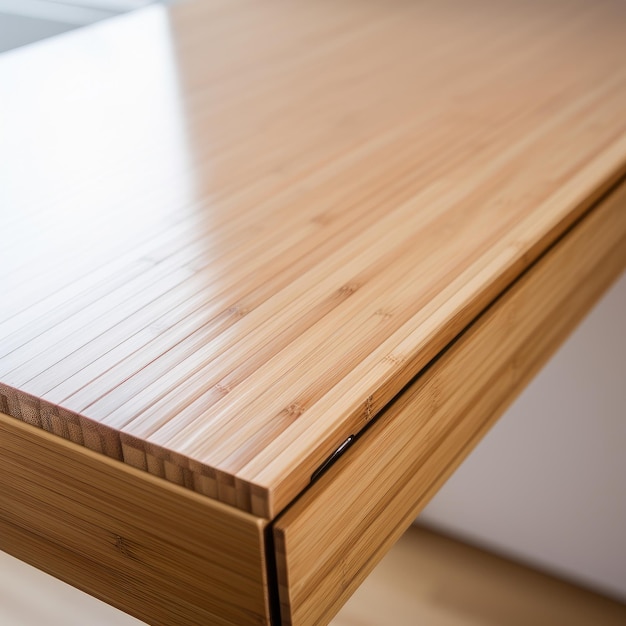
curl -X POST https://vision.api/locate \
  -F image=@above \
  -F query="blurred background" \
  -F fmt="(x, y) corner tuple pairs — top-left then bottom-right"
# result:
(0, 0), (160, 53)
(1, 3), (624, 624)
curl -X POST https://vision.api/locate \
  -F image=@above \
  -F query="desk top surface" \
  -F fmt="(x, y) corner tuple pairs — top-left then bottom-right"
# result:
(1, 0), (625, 517)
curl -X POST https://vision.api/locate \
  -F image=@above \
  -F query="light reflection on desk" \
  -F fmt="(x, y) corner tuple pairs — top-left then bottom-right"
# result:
(0, 7), (194, 322)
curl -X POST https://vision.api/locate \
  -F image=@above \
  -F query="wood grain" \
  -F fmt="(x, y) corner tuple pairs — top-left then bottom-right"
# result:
(273, 178), (626, 626)
(0, 412), (271, 626)
(2, 0), (626, 517)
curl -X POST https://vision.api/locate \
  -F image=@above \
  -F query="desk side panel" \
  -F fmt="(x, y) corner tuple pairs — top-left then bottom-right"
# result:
(273, 180), (626, 626)
(0, 414), (271, 626)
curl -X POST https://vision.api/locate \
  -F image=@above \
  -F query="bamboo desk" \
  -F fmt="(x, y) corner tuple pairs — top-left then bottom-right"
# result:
(1, 1), (626, 624)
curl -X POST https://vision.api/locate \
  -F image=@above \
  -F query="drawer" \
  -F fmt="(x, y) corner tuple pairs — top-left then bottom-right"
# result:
(272, 179), (626, 626)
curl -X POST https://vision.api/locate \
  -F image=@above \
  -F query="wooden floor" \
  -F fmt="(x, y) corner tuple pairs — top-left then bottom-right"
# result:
(332, 525), (626, 626)
(2, 525), (624, 625)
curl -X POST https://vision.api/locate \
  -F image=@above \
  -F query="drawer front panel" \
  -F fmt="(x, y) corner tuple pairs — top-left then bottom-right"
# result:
(0, 414), (271, 626)
(273, 180), (626, 626)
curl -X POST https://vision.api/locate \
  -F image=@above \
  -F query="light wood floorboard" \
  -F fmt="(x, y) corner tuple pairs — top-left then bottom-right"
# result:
(332, 525), (626, 626)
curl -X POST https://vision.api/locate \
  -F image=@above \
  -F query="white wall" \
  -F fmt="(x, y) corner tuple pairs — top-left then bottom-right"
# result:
(0, 12), (75, 53)
(419, 270), (626, 601)
(0, 0), (153, 53)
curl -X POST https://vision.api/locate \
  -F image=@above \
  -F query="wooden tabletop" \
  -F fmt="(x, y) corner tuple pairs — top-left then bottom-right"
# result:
(1, 0), (626, 519)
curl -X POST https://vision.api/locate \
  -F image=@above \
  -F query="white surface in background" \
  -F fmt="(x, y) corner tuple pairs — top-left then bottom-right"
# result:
(420, 271), (626, 601)
(0, 0), (115, 24)
(0, 0), (152, 53)
(0, 12), (75, 52)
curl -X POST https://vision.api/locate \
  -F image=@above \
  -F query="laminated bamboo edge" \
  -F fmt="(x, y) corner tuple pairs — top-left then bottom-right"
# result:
(273, 178), (626, 626)
(0, 414), (272, 626)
